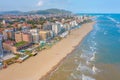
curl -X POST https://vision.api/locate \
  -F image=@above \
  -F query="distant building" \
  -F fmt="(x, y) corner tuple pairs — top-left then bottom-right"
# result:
(0, 35), (3, 57)
(30, 29), (40, 43)
(2, 30), (8, 40)
(22, 26), (30, 32)
(7, 30), (15, 40)
(43, 22), (52, 30)
(2, 29), (15, 40)
(2, 20), (6, 25)
(36, 25), (42, 29)
(69, 21), (78, 27)
(63, 23), (71, 31)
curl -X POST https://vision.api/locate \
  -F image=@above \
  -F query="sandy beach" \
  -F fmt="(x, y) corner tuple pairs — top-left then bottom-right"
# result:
(0, 22), (95, 80)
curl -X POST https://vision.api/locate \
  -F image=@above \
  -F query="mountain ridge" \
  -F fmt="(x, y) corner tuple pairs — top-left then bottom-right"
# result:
(0, 9), (72, 15)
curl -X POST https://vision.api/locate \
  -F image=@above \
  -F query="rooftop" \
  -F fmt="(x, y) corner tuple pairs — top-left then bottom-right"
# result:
(4, 40), (15, 45)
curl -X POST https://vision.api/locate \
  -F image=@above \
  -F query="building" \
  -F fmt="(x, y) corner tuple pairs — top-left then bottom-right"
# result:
(69, 20), (78, 27)
(2, 20), (6, 25)
(63, 23), (71, 31)
(49, 31), (54, 39)
(0, 35), (3, 57)
(2, 29), (15, 40)
(3, 40), (31, 54)
(52, 23), (62, 36)
(36, 25), (42, 29)
(39, 30), (51, 41)
(15, 32), (23, 42)
(30, 29), (40, 43)
(2, 30), (8, 40)
(22, 33), (32, 43)
(3, 41), (17, 54)
(15, 32), (32, 43)
(22, 26), (30, 32)
(43, 22), (52, 30)
(7, 30), (15, 40)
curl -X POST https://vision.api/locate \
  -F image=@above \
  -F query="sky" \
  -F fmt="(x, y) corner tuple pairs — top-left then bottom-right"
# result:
(0, 0), (120, 13)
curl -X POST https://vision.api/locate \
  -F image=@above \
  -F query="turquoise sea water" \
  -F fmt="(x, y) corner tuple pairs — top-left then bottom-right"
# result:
(43, 14), (120, 80)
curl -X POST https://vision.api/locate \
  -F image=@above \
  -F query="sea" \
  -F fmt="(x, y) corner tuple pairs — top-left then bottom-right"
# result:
(43, 14), (120, 80)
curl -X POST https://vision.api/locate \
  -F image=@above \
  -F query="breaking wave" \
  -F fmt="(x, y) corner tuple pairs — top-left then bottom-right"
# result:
(82, 74), (95, 80)
(107, 16), (120, 24)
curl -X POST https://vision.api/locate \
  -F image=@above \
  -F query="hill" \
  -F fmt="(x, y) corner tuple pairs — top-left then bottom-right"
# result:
(0, 9), (72, 15)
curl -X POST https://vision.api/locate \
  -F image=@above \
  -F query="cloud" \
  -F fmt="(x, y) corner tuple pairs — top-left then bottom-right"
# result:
(37, 0), (43, 6)
(36, 0), (71, 9)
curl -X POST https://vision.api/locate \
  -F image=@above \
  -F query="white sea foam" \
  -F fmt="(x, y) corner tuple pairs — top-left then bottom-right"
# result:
(86, 60), (91, 65)
(94, 24), (100, 31)
(76, 63), (93, 74)
(80, 54), (88, 60)
(70, 73), (82, 80)
(80, 50), (96, 62)
(90, 46), (94, 51)
(107, 16), (120, 24)
(80, 53), (91, 61)
(94, 42), (97, 46)
(70, 73), (77, 79)
(104, 31), (107, 35)
(82, 74), (95, 80)
(90, 52), (96, 61)
(116, 24), (120, 27)
(92, 65), (100, 74)
(90, 46), (96, 52)
(91, 41), (95, 44)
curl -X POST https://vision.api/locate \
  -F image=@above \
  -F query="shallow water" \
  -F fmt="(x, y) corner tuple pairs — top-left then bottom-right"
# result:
(43, 14), (120, 80)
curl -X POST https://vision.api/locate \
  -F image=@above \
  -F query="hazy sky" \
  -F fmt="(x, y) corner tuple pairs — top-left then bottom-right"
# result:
(0, 0), (120, 13)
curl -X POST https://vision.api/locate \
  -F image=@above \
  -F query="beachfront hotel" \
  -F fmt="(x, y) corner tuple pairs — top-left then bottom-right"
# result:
(39, 30), (51, 41)
(15, 32), (23, 42)
(15, 31), (32, 43)
(29, 29), (40, 43)
(52, 23), (62, 36)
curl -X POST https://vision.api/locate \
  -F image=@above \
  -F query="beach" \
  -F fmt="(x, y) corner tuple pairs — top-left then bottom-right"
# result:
(0, 22), (95, 80)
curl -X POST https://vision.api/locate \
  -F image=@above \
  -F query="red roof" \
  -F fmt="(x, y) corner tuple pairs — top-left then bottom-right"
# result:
(4, 40), (15, 45)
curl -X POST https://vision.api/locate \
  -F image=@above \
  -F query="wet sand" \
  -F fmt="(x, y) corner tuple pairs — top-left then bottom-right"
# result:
(0, 22), (95, 80)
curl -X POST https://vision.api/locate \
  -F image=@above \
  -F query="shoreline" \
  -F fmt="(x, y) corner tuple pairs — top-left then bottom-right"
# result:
(40, 22), (95, 80)
(0, 22), (95, 80)
(40, 37), (83, 80)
